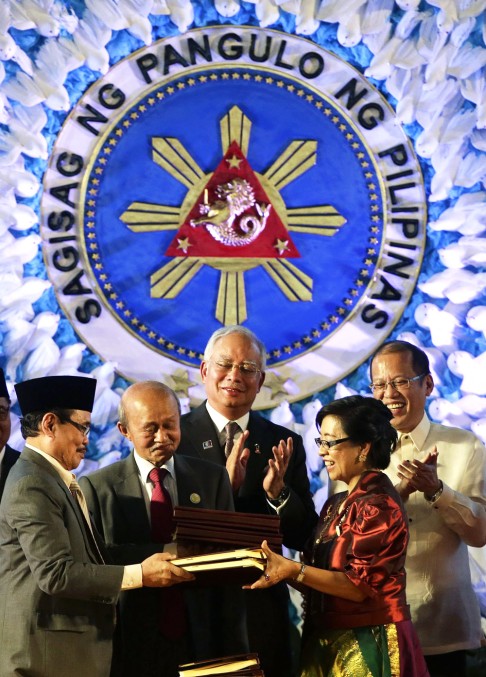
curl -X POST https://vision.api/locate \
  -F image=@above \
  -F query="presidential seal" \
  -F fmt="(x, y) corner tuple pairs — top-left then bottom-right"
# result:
(40, 27), (426, 408)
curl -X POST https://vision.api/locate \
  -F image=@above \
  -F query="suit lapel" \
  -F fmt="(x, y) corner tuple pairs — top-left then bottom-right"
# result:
(246, 412), (274, 474)
(113, 454), (152, 541)
(184, 404), (225, 465)
(22, 448), (104, 563)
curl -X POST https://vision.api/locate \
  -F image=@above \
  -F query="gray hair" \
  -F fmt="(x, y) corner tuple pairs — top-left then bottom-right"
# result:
(118, 381), (181, 427)
(203, 325), (267, 370)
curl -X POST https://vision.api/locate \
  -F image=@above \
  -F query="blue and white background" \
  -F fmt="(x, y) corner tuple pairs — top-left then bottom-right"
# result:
(0, 0), (485, 484)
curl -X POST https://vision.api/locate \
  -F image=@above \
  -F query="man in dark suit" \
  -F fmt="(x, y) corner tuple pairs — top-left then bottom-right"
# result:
(0, 375), (193, 677)
(80, 381), (248, 677)
(0, 367), (20, 501)
(178, 326), (318, 677)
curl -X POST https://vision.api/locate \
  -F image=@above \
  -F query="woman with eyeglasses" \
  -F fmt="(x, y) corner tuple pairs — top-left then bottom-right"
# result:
(246, 395), (429, 677)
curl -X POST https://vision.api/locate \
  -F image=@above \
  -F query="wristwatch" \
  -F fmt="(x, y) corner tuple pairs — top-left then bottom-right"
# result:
(425, 480), (443, 504)
(294, 563), (306, 583)
(267, 486), (290, 507)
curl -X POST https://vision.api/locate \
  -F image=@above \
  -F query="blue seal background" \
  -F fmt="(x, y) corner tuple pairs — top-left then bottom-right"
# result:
(87, 67), (383, 365)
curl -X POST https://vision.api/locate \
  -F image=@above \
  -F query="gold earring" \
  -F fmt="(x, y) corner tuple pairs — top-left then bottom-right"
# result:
(358, 453), (367, 463)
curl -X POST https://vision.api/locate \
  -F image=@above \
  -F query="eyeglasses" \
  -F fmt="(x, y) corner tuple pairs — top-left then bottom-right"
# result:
(62, 417), (91, 437)
(0, 405), (10, 421)
(314, 437), (351, 450)
(369, 373), (427, 393)
(211, 359), (262, 376)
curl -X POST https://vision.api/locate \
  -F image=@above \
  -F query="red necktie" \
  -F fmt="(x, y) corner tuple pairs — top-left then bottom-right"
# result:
(149, 466), (186, 640)
(149, 467), (174, 543)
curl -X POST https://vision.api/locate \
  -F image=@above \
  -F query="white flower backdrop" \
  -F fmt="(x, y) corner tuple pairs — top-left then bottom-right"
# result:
(0, 0), (485, 495)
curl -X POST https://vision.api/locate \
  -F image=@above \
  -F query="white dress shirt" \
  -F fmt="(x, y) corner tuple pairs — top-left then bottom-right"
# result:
(132, 451), (178, 555)
(384, 413), (486, 654)
(205, 402), (289, 512)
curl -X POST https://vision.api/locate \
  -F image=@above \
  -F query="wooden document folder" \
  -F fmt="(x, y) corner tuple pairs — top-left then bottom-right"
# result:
(179, 652), (264, 676)
(173, 506), (282, 551)
(172, 548), (267, 586)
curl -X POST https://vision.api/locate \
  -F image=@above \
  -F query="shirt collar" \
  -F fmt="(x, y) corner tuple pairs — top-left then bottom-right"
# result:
(205, 401), (250, 433)
(26, 442), (74, 489)
(398, 412), (430, 450)
(133, 449), (175, 483)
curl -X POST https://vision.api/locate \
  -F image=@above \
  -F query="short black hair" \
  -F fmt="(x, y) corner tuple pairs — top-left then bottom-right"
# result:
(370, 340), (430, 378)
(20, 408), (75, 439)
(315, 395), (397, 469)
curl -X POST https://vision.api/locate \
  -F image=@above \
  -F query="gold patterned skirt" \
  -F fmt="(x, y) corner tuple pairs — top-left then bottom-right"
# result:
(300, 621), (429, 677)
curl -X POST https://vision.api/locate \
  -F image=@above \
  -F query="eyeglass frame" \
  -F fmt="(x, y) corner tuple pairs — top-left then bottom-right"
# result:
(314, 436), (351, 450)
(210, 358), (262, 377)
(0, 404), (11, 422)
(369, 373), (428, 393)
(61, 417), (91, 437)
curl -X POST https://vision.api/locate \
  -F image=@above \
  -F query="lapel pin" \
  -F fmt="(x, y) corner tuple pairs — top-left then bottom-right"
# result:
(202, 440), (213, 449)
(190, 493), (201, 504)
(254, 443), (261, 454)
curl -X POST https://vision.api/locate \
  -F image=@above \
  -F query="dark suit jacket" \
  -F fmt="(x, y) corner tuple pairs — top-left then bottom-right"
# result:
(0, 448), (123, 677)
(178, 404), (318, 677)
(178, 403), (317, 550)
(80, 452), (248, 677)
(0, 444), (20, 502)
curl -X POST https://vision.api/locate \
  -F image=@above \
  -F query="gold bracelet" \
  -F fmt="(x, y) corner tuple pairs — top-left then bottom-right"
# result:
(295, 563), (306, 583)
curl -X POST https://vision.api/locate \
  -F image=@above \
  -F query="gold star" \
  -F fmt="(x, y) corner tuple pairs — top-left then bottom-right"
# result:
(176, 237), (192, 254)
(227, 155), (242, 169)
(263, 372), (288, 399)
(170, 369), (197, 397)
(274, 239), (289, 255)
